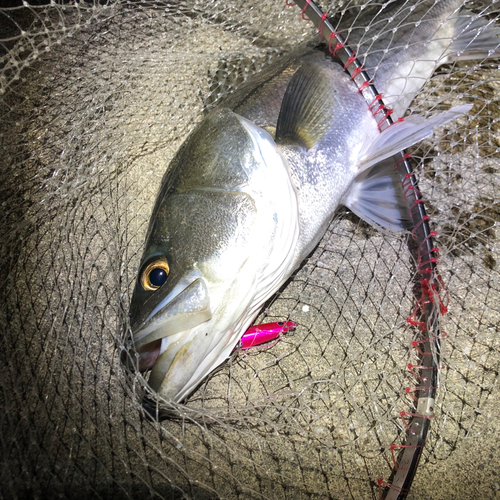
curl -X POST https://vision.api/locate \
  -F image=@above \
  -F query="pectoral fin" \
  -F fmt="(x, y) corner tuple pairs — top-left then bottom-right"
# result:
(275, 59), (336, 150)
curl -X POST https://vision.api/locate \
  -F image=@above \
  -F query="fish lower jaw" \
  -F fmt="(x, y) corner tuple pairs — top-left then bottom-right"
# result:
(164, 329), (242, 404)
(156, 306), (261, 403)
(170, 310), (268, 403)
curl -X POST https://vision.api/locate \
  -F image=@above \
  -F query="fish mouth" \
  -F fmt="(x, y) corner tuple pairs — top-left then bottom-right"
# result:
(124, 277), (213, 371)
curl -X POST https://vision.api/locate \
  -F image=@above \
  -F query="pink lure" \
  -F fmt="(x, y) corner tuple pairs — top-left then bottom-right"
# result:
(137, 321), (296, 371)
(239, 321), (296, 350)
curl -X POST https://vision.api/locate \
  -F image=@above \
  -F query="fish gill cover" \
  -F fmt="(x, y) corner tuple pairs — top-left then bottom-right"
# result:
(0, 1), (499, 499)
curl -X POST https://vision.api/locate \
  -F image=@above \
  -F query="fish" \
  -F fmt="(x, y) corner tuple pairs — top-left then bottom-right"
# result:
(123, 0), (500, 404)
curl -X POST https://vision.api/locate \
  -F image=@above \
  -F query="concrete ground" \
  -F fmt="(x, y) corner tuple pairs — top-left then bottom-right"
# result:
(0, 1), (498, 499)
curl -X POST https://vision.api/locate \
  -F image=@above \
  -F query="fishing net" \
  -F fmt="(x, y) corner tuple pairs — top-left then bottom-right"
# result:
(1, 0), (498, 498)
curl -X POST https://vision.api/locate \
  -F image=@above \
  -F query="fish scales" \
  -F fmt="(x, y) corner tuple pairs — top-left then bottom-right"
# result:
(124, 0), (500, 404)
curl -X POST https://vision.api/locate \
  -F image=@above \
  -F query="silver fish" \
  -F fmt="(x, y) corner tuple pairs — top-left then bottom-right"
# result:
(124, 0), (500, 403)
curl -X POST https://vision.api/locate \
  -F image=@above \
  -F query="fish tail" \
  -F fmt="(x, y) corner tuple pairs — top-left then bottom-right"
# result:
(443, 10), (500, 63)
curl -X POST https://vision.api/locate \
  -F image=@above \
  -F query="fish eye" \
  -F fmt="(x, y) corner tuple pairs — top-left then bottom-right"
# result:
(141, 258), (170, 291)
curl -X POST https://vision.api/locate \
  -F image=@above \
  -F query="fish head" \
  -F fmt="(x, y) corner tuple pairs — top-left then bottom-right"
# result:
(125, 108), (299, 403)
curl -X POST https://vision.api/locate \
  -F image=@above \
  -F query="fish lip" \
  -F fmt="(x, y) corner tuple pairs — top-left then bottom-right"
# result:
(130, 272), (213, 351)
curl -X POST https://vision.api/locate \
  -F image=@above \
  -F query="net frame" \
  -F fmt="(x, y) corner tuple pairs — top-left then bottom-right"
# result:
(2, 3), (497, 496)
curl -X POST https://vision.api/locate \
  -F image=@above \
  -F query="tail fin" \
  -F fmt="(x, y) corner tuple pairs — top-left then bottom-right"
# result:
(442, 10), (500, 63)
(336, 0), (499, 117)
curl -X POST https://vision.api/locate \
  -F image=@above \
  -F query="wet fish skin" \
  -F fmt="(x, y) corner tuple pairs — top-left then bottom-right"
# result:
(128, 108), (299, 402)
(125, 0), (499, 403)
(335, 0), (500, 117)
